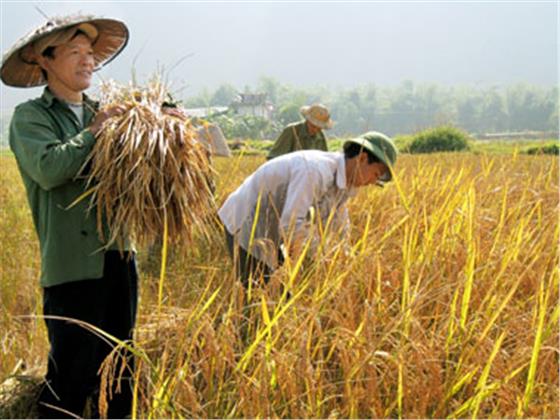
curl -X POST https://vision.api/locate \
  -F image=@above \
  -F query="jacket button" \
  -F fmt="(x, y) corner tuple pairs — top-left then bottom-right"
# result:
(81, 230), (88, 236)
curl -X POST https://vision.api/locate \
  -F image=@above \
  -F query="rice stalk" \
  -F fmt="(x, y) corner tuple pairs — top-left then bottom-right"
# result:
(157, 211), (168, 313)
(518, 270), (553, 416)
(80, 78), (216, 250)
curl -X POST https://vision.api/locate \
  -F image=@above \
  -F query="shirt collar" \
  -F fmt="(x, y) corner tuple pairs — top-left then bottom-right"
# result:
(336, 152), (359, 196)
(40, 87), (98, 110)
(335, 152), (347, 189)
(300, 120), (309, 135)
(40, 87), (57, 107)
(301, 120), (322, 138)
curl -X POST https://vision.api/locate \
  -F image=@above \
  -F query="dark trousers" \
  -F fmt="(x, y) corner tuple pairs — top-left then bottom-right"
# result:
(225, 230), (283, 288)
(38, 251), (138, 419)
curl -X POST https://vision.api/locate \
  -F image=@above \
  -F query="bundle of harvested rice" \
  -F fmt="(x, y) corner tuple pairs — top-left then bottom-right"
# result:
(81, 79), (216, 248)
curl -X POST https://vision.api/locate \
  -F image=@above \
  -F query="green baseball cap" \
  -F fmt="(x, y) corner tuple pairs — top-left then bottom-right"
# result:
(343, 131), (398, 182)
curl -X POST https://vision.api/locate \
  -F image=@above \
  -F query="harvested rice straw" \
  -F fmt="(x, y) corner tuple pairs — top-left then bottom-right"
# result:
(80, 79), (216, 249)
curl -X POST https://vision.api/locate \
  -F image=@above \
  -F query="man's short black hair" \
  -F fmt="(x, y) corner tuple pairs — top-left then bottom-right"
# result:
(344, 142), (382, 164)
(42, 46), (56, 59)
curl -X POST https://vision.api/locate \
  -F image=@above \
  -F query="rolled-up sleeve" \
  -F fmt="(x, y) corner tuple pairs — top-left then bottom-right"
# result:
(9, 103), (96, 191)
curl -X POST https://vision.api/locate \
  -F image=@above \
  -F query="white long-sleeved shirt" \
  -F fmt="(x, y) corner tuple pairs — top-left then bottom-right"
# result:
(218, 150), (353, 269)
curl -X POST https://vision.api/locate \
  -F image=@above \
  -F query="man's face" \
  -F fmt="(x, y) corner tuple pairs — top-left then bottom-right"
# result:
(306, 120), (322, 136)
(350, 152), (388, 187)
(40, 34), (95, 95)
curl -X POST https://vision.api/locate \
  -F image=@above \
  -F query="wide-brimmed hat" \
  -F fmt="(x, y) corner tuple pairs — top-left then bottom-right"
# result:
(1, 14), (129, 87)
(300, 103), (334, 130)
(343, 131), (398, 182)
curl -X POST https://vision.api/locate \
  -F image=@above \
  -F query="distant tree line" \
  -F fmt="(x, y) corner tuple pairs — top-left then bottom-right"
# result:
(182, 78), (558, 139)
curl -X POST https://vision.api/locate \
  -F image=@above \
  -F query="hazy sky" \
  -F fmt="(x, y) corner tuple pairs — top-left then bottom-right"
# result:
(0, 1), (558, 110)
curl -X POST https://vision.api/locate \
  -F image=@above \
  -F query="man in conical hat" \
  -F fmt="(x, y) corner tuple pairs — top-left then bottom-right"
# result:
(3, 14), (136, 418)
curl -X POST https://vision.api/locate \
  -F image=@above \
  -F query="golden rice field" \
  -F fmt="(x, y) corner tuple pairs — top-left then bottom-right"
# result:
(0, 150), (558, 418)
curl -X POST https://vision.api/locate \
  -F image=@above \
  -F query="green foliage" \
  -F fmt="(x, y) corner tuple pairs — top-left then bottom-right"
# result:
(393, 135), (414, 152)
(405, 126), (471, 154)
(325, 137), (345, 152)
(277, 103), (301, 126)
(210, 83), (238, 106)
(182, 79), (558, 137)
(208, 113), (281, 140)
(470, 139), (556, 154)
(226, 139), (274, 155)
(524, 142), (559, 155)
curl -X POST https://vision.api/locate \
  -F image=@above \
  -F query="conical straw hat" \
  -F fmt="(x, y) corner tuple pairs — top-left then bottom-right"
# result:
(1, 14), (128, 87)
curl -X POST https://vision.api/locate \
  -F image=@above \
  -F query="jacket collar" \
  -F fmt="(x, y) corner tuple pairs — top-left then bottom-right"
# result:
(300, 120), (320, 138)
(39, 87), (99, 110)
(336, 152), (347, 190)
(337, 152), (358, 196)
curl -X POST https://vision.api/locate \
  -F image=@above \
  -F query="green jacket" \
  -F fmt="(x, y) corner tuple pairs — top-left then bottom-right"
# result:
(9, 88), (130, 287)
(267, 121), (328, 160)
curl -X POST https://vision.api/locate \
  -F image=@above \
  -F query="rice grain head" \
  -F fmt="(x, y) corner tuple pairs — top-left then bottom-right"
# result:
(81, 78), (217, 249)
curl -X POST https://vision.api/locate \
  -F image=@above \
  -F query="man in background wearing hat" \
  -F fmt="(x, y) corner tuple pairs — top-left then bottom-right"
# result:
(266, 103), (333, 160)
(3, 16), (135, 418)
(220, 131), (397, 287)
